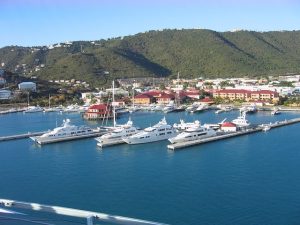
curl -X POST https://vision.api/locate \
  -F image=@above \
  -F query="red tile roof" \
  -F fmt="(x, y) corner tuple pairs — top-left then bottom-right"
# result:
(135, 94), (152, 99)
(157, 93), (175, 99)
(89, 104), (109, 110)
(199, 97), (214, 103)
(221, 122), (237, 127)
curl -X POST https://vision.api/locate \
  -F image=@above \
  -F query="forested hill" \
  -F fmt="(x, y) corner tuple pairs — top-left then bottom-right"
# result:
(1, 29), (300, 85)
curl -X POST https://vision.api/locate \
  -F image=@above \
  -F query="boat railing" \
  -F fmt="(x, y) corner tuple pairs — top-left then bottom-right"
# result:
(0, 198), (168, 225)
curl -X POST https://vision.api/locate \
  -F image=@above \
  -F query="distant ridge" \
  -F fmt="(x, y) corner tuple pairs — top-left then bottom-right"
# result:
(1, 29), (300, 85)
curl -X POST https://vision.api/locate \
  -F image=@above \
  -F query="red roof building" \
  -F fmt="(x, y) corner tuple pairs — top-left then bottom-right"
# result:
(83, 104), (113, 120)
(213, 89), (279, 103)
(156, 93), (175, 104)
(221, 122), (237, 132)
(133, 93), (155, 105)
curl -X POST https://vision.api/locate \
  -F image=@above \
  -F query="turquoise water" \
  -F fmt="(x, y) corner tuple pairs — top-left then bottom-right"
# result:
(1, 110), (300, 225)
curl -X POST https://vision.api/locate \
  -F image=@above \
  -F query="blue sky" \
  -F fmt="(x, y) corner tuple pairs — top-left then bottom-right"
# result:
(0, 0), (299, 47)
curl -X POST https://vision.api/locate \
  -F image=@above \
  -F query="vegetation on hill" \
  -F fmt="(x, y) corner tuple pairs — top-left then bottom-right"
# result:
(1, 29), (300, 87)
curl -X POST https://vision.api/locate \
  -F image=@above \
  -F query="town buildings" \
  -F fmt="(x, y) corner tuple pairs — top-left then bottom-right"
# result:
(213, 89), (279, 103)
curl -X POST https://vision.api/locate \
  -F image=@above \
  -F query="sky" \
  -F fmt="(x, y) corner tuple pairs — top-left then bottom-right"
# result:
(0, 0), (299, 47)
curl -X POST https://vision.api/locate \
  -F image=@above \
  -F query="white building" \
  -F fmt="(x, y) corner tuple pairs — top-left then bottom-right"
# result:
(18, 82), (36, 92)
(0, 89), (12, 100)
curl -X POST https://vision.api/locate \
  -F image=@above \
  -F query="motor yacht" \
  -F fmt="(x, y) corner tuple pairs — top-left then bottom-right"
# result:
(95, 118), (140, 147)
(232, 111), (250, 127)
(30, 119), (98, 144)
(122, 117), (177, 144)
(168, 124), (216, 144)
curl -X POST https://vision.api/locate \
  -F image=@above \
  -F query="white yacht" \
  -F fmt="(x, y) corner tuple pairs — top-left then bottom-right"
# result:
(95, 118), (141, 147)
(24, 106), (44, 113)
(271, 108), (280, 115)
(163, 101), (175, 113)
(261, 124), (271, 131)
(168, 124), (216, 144)
(30, 119), (98, 144)
(190, 104), (208, 113)
(173, 119), (200, 131)
(232, 111), (250, 127)
(122, 117), (177, 144)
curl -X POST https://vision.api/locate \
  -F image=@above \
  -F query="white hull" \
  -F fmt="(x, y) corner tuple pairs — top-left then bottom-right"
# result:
(169, 130), (216, 144)
(31, 132), (101, 145)
(97, 138), (125, 147)
(123, 132), (177, 144)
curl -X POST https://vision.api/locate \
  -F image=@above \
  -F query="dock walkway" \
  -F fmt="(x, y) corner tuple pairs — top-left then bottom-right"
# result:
(167, 118), (300, 150)
(0, 131), (46, 142)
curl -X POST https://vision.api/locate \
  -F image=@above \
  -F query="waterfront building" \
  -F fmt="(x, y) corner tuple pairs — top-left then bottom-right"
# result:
(133, 93), (154, 105)
(156, 93), (175, 105)
(220, 122), (237, 132)
(83, 104), (113, 120)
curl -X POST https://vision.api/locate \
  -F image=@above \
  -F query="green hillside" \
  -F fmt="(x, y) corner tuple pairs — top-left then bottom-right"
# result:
(1, 29), (300, 86)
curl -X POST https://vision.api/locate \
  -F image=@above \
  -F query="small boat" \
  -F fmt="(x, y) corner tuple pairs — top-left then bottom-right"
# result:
(215, 109), (225, 114)
(190, 104), (208, 113)
(271, 108), (280, 115)
(185, 102), (199, 112)
(232, 111), (250, 127)
(261, 124), (271, 131)
(24, 106), (44, 113)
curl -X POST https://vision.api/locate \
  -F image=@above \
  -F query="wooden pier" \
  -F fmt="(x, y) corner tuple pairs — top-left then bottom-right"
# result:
(167, 118), (300, 150)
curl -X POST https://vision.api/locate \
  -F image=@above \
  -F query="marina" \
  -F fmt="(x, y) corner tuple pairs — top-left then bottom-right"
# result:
(1, 109), (300, 225)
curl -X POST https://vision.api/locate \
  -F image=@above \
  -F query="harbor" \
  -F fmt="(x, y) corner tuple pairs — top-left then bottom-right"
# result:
(1, 109), (300, 225)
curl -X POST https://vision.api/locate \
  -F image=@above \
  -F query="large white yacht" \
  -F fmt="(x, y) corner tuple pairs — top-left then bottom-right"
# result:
(122, 117), (177, 144)
(168, 124), (216, 144)
(30, 119), (98, 144)
(232, 111), (250, 127)
(95, 118), (141, 147)
(24, 106), (44, 113)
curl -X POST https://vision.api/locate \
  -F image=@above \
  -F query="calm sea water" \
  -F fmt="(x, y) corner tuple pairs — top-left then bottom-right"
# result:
(1, 110), (300, 225)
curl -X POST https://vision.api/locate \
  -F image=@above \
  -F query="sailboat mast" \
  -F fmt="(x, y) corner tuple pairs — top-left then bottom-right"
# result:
(27, 91), (30, 107)
(48, 94), (51, 108)
(112, 80), (116, 127)
(132, 88), (135, 108)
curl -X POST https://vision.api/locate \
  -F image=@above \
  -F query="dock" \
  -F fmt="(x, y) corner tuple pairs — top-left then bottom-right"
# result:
(167, 118), (300, 150)
(0, 131), (46, 142)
